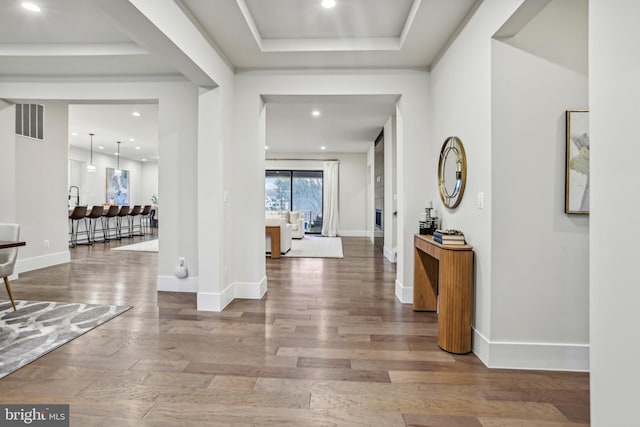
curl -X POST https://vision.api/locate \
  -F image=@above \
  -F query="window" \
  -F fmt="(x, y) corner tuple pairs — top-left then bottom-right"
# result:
(265, 170), (323, 233)
(265, 170), (292, 211)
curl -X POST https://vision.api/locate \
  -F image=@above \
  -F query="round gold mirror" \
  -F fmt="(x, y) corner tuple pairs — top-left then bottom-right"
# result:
(438, 136), (467, 209)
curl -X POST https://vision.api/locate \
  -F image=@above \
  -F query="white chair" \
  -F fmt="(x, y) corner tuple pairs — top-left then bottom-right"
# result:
(0, 224), (21, 311)
(266, 210), (305, 239)
(287, 211), (305, 239)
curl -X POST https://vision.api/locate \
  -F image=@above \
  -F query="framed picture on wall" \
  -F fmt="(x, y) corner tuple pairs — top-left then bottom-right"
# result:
(565, 110), (589, 214)
(106, 168), (130, 205)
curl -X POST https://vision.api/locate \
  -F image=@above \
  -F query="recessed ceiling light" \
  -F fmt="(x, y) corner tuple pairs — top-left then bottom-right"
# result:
(115, 152), (119, 156)
(71, 132), (77, 136)
(312, 110), (321, 117)
(132, 111), (141, 117)
(320, 146), (327, 150)
(265, 146), (269, 150)
(141, 158), (147, 162)
(321, 0), (336, 9)
(129, 138), (135, 142)
(98, 146), (104, 150)
(136, 146), (141, 150)
(21, 2), (41, 12)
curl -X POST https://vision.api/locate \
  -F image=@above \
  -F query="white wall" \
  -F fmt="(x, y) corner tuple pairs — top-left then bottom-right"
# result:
(366, 145), (374, 241)
(431, 0), (590, 371)
(429, 0), (525, 357)
(141, 162), (159, 206)
(265, 153), (368, 236)
(68, 146), (152, 207)
(0, 101), (16, 223)
(383, 115), (397, 262)
(590, 1), (640, 424)
(491, 39), (589, 370)
(14, 101), (70, 272)
(233, 70), (429, 305)
(504, 0), (588, 76)
(197, 88), (228, 309)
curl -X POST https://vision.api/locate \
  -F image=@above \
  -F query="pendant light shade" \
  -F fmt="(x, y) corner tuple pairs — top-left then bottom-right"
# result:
(87, 133), (96, 172)
(114, 141), (122, 177)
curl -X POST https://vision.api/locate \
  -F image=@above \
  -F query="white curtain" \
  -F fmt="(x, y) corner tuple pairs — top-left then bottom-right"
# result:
(322, 161), (339, 237)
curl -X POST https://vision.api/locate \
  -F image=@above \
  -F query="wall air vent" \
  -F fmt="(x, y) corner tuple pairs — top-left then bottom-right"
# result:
(15, 103), (44, 140)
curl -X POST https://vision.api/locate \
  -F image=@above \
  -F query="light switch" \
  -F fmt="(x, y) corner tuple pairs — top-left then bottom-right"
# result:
(477, 192), (484, 209)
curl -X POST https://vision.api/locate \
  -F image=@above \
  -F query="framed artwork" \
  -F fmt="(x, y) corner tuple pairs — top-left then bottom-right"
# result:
(565, 110), (589, 214)
(106, 168), (130, 205)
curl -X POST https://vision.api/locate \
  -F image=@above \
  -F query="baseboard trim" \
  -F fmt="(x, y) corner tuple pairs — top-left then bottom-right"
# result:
(383, 246), (397, 263)
(395, 279), (412, 304)
(472, 328), (490, 367)
(15, 251), (70, 275)
(157, 275), (199, 293)
(197, 276), (268, 312)
(234, 276), (267, 299)
(473, 328), (590, 371)
(198, 283), (234, 311)
(338, 230), (369, 237)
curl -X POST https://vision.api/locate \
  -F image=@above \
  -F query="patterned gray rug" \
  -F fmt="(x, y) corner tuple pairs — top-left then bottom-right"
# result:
(0, 300), (131, 380)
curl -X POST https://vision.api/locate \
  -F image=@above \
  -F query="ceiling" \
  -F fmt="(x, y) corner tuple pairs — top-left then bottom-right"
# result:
(264, 95), (398, 154)
(180, 0), (477, 71)
(0, 0), (479, 155)
(68, 103), (159, 163)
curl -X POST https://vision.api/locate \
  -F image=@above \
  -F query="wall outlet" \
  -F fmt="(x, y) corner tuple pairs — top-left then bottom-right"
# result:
(223, 191), (230, 203)
(477, 192), (485, 209)
(43, 240), (50, 248)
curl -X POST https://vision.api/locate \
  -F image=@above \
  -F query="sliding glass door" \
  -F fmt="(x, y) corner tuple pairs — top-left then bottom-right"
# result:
(265, 170), (323, 233)
(292, 171), (323, 233)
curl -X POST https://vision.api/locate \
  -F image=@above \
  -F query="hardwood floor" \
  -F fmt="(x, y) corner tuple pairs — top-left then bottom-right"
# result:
(0, 236), (590, 426)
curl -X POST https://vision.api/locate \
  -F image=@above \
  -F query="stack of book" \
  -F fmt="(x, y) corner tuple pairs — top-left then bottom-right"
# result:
(433, 229), (466, 245)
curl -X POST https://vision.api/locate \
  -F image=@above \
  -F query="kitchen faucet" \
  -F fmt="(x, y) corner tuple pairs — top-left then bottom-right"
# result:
(68, 186), (80, 207)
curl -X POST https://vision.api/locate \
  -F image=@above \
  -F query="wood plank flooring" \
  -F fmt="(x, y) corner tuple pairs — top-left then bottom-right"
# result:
(0, 236), (590, 426)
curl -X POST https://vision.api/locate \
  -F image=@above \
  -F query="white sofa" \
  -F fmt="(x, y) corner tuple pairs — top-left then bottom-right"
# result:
(265, 215), (292, 255)
(266, 210), (305, 239)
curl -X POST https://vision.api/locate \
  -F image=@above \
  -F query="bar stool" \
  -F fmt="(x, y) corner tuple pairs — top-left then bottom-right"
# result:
(140, 205), (152, 235)
(103, 205), (119, 241)
(85, 205), (104, 244)
(68, 205), (88, 247)
(115, 205), (130, 239)
(150, 208), (158, 230)
(127, 205), (142, 237)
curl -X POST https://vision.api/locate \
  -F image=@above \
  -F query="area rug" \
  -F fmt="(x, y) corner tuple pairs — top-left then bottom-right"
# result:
(111, 239), (158, 252)
(0, 300), (131, 380)
(283, 235), (344, 258)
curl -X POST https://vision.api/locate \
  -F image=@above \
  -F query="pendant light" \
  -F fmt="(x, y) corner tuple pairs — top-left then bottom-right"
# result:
(114, 141), (122, 177)
(87, 133), (96, 172)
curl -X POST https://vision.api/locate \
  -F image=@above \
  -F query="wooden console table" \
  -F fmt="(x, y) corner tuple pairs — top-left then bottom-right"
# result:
(413, 234), (473, 354)
(265, 226), (281, 259)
